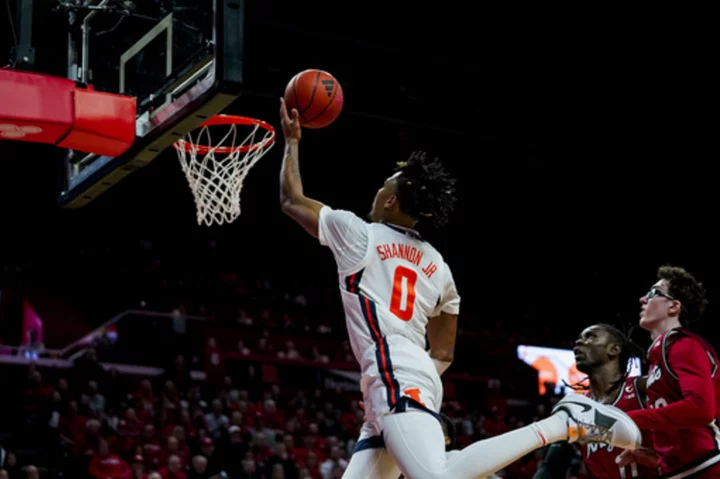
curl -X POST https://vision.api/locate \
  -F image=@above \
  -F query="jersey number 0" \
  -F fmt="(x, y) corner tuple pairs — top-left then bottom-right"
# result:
(390, 266), (418, 321)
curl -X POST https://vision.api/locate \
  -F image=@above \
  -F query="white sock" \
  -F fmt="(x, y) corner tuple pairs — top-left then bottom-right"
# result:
(529, 410), (569, 446)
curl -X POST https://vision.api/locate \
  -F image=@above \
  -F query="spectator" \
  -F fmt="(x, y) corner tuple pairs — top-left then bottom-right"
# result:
(270, 463), (286, 479)
(199, 437), (222, 477)
(158, 454), (186, 479)
(0, 452), (19, 478)
(319, 446), (346, 479)
(25, 465), (40, 479)
(139, 424), (162, 463)
(264, 443), (298, 479)
(240, 455), (260, 479)
(88, 439), (132, 479)
(84, 380), (106, 415)
(160, 436), (188, 468)
(203, 400), (228, 441)
(131, 454), (146, 479)
(222, 425), (249, 476)
(186, 455), (207, 479)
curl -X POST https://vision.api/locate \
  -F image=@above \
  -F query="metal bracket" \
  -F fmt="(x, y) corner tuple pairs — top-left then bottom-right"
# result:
(65, 0), (112, 82)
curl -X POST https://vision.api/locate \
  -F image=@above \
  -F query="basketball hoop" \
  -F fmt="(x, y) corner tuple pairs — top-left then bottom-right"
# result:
(174, 114), (276, 226)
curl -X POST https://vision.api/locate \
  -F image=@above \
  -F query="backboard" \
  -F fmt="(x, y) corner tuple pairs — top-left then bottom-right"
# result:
(57, 0), (246, 208)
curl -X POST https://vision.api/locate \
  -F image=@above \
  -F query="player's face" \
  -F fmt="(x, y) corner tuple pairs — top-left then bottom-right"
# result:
(639, 279), (676, 330)
(574, 325), (614, 373)
(368, 172), (400, 222)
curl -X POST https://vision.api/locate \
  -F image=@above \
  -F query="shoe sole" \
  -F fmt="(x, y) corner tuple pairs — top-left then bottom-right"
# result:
(553, 395), (641, 450)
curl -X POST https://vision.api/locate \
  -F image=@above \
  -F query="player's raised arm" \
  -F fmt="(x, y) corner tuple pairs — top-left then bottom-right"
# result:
(628, 336), (716, 430)
(279, 98), (325, 238)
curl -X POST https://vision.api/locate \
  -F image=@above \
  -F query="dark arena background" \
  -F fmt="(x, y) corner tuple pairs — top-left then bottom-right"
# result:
(0, 1), (715, 478)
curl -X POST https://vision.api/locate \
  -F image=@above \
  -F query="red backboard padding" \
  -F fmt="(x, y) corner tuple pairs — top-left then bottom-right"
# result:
(0, 68), (74, 144)
(0, 68), (136, 156)
(58, 87), (136, 157)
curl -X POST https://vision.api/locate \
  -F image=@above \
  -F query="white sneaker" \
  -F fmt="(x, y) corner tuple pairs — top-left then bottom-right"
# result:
(552, 394), (642, 450)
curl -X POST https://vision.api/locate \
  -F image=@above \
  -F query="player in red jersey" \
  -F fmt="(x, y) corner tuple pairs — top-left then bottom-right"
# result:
(618, 265), (720, 478)
(533, 323), (658, 479)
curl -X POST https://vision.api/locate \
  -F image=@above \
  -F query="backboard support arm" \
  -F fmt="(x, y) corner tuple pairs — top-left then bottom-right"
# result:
(11, 0), (35, 68)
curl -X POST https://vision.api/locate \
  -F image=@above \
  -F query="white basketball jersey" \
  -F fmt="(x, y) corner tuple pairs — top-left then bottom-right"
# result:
(318, 206), (460, 397)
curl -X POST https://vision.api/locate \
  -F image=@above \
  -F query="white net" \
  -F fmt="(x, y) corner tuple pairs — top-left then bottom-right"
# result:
(175, 119), (275, 226)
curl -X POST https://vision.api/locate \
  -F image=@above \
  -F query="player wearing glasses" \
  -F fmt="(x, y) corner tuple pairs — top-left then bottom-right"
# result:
(617, 265), (720, 478)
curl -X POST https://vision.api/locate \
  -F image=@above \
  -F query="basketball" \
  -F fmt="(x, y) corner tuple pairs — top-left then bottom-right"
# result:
(284, 69), (344, 129)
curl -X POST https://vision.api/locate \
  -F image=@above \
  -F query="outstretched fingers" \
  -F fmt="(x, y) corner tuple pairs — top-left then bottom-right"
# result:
(279, 97), (291, 123)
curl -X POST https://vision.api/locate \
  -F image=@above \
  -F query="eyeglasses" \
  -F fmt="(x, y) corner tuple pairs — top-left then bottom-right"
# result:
(646, 287), (677, 301)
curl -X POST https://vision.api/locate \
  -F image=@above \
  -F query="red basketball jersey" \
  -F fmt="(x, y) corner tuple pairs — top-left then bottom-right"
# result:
(581, 377), (657, 478)
(646, 328), (720, 477)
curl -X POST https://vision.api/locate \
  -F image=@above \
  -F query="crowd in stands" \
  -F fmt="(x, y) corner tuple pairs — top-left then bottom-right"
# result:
(1, 337), (595, 479)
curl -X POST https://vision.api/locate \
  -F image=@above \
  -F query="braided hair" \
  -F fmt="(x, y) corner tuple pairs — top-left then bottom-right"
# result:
(565, 323), (646, 393)
(393, 151), (457, 228)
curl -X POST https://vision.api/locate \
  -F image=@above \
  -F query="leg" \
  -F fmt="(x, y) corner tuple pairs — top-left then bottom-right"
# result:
(381, 394), (643, 479)
(343, 420), (401, 479)
(343, 447), (401, 479)
(383, 410), (564, 479)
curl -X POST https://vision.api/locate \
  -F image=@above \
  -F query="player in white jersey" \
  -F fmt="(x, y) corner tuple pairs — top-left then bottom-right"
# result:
(278, 98), (643, 479)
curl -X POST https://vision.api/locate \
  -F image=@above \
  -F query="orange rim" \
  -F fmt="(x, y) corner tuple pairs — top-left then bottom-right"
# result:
(173, 114), (276, 155)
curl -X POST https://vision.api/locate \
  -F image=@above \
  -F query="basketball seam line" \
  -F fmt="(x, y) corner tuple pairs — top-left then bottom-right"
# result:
(292, 75), (306, 122)
(305, 79), (340, 125)
(298, 70), (322, 117)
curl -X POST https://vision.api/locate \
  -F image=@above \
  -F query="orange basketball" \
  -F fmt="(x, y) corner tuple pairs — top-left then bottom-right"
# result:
(284, 69), (343, 129)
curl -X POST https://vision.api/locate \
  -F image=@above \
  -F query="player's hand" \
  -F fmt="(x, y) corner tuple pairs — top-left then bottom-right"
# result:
(615, 447), (659, 468)
(280, 97), (301, 143)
